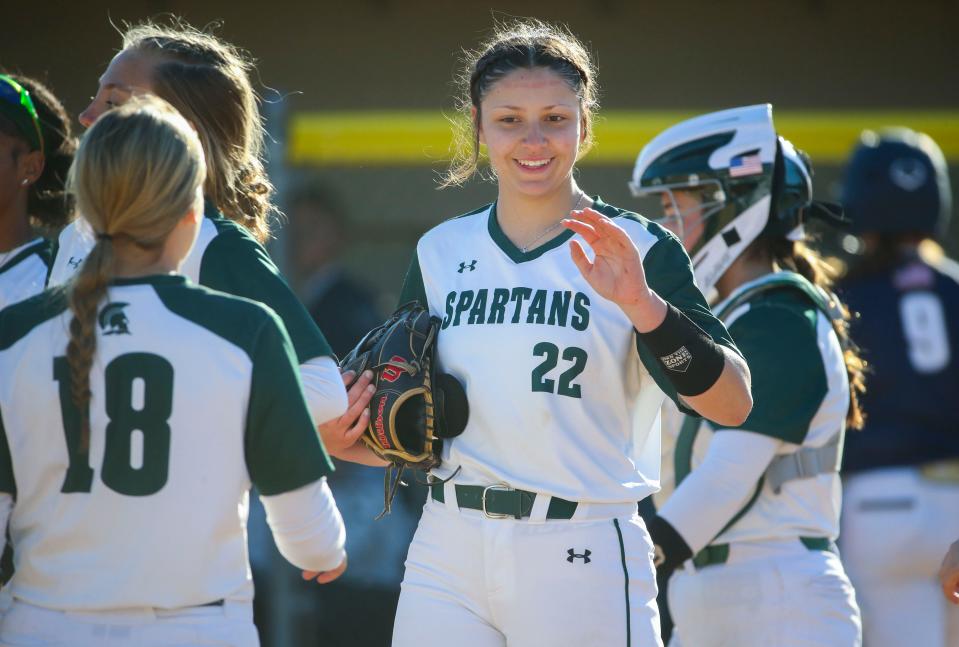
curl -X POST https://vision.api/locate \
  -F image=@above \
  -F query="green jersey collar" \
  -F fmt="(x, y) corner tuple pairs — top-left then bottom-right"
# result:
(0, 238), (47, 276)
(487, 195), (609, 264)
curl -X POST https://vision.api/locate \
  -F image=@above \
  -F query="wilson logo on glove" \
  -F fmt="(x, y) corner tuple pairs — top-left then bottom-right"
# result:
(374, 395), (391, 448)
(339, 302), (470, 517)
(381, 356), (406, 383)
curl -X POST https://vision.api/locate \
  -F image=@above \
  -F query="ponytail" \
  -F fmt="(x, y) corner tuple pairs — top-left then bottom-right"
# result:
(770, 239), (867, 430)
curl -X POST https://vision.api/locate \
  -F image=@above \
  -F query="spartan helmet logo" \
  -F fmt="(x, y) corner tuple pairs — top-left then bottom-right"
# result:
(98, 302), (131, 335)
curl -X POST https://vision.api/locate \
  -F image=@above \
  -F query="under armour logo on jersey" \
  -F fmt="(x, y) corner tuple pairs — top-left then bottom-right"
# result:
(67, 256), (83, 269)
(567, 548), (591, 564)
(98, 302), (131, 335)
(458, 260), (477, 273)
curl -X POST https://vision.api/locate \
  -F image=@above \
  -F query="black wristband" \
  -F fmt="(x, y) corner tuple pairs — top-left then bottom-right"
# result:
(647, 515), (692, 576)
(637, 303), (726, 396)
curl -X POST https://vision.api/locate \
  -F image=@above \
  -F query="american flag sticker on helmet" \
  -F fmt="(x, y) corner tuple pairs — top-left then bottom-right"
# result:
(729, 152), (763, 177)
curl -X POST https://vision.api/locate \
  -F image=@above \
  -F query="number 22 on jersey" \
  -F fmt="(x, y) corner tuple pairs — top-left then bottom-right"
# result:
(531, 342), (587, 398)
(53, 353), (173, 496)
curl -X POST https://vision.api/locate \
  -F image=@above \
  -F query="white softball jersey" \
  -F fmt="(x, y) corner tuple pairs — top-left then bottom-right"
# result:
(399, 198), (738, 504)
(0, 275), (335, 610)
(671, 271), (850, 546)
(48, 205), (345, 425)
(0, 239), (50, 310)
(661, 272), (862, 647)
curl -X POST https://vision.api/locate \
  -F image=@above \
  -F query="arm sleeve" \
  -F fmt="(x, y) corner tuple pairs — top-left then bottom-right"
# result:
(397, 249), (429, 309)
(659, 429), (781, 553)
(636, 233), (740, 408)
(246, 314), (335, 496)
(200, 231), (333, 363)
(299, 356), (348, 426)
(721, 305), (828, 443)
(260, 477), (346, 572)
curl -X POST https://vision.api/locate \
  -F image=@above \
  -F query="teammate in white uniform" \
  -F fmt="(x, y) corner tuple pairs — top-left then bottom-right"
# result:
(0, 97), (347, 646)
(45, 21), (351, 441)
(630, 105), (865, 646)
(387, 21), (752, 647)
(0, 75), (75, 309)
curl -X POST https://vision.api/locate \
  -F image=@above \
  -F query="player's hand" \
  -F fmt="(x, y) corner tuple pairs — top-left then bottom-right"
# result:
(302, 555), (347, 585)
(318, 370), (373, 457)
(563, 208), (666, 331)
(939, 539), (959, 605)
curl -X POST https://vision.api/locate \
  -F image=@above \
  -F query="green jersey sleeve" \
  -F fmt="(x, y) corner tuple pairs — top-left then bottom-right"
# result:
(245, 313), (335, 496)
(637, 232), (740, 408)
(199, 222), (332, 363)
(398, 249), (428, 309)
(715, 303), (828, 443)
(0, 411), (15, 496)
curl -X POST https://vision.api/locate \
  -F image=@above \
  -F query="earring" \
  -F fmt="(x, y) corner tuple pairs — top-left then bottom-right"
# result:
(20, 178), (29, 186)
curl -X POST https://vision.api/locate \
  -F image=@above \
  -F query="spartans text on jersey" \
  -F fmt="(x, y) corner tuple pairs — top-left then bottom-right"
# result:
(441, 288), (590, 330)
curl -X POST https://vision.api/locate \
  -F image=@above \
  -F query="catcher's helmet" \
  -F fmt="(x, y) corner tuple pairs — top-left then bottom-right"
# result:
(630, 104), (777, 293)
(773, 137), (846, 242)
(840, 128), (951, 238)
(630, 104), (844, 293)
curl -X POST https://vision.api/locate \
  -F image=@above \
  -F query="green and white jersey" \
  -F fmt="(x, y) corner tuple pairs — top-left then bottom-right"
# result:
(0, 238), (51, 310)
(0, 275), (334, 610)
(48, 204), (331, 363)
(674, 271), (850, 543)
(400, 198), (737, 503)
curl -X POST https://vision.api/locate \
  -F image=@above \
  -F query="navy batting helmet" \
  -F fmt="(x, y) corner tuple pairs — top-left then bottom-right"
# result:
(841, 128), (951, 237)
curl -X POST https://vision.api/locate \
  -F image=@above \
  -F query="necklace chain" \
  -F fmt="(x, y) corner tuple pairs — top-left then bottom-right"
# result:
(519, 192), (589, 253)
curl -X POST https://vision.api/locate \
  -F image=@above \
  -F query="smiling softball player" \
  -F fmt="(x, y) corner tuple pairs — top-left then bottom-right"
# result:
(384, 20), (752, 647)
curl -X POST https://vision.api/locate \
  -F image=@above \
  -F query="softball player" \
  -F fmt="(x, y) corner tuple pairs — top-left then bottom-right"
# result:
(837, 129), (959, 647)
(388, 21), (752, 647)
(45, 20), (353, 443)
(0, 74), (74, 308)
(0, 97), (346, 647)
(630, 105), (864, 646)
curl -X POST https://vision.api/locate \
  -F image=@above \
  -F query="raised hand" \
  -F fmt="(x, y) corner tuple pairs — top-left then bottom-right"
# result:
(563, 208), (666, 332)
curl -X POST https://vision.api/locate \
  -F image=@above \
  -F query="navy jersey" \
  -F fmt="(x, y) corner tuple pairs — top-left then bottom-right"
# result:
(839, 253), (959, 472)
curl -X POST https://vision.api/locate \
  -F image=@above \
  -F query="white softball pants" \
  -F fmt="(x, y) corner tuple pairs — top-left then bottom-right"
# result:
(392, 495), (663, 647)
(840, 466), (959, 647)
(667, 539), (861, 646)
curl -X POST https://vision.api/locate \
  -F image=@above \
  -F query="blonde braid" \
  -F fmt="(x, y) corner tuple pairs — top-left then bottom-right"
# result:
(66, 240), (115, 447)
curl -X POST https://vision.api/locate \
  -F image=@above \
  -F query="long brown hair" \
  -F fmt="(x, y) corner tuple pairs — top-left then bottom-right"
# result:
(768, 238), (867, 430)
(442, 19), (599, 188)
(121, 19), (273, 242)
(65, 96), (205, 443)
